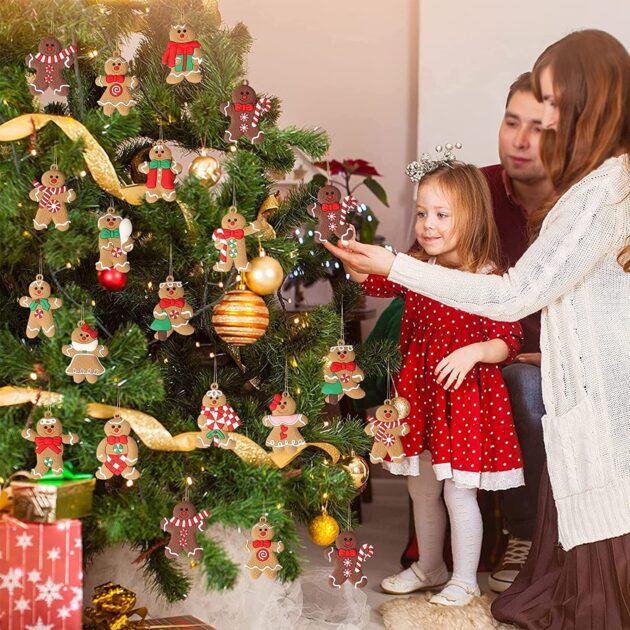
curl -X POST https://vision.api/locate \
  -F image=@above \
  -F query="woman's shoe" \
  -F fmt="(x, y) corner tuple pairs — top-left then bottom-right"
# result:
(380, 562), (448, 595)
(429, 578), (481, 606)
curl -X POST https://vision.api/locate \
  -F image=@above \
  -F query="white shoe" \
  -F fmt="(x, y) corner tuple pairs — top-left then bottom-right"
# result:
(380, 563), (448, 595)
(488, 537), (532, 593)
(429, 578), (481, 606)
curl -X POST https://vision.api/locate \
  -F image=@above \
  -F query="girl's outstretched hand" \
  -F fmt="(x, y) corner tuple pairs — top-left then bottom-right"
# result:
(435, 345), (481, 390)
(322, 237), (396, 277)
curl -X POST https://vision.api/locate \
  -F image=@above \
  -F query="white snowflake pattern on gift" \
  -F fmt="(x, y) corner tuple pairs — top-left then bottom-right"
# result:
(35, 576), (63, 606)
(57, 605), (72, 619)
(26, 617), (54, 630)
(27, 569), (41, 584)
(0, 567), (23, 593)
(47, 547), (61, 561)
(69, 585), (82, 610)
(16, 532), (34, 549)
(14, 596), (31, 612)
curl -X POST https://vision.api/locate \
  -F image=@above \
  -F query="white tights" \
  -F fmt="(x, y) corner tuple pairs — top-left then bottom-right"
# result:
(406, 452), (482, 588)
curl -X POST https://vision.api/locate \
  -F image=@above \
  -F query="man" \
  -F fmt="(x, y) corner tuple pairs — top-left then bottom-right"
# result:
(483, 72), (553, 592)
(374, 73), (555, 595)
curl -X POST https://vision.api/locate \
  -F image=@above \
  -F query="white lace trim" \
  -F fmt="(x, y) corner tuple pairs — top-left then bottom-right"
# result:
(383, 457), (524, 490)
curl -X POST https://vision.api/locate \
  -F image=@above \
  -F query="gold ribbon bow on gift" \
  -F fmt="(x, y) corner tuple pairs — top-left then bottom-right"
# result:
(83, 582), (148, 629)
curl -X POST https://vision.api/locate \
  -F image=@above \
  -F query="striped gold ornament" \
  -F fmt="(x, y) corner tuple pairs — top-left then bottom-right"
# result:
(212, 289), (269, 346)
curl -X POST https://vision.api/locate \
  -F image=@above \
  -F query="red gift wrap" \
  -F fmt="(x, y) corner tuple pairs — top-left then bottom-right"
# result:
(0, 518), (82, 630)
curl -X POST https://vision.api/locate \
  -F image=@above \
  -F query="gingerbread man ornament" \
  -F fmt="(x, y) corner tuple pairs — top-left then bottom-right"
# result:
(365, 398), (410, 464)
(244, 515), (283, 580)
(326, 529), (374, 589)
(18, 274), (63, 339)
(30, 165), (76, 231)
(161, 501), (210, 561)
(322, 340), (365, 404)
(138, 143), (182, 203)
(61, 321), (108, 383)
(262, 392), (308, 455)
(212, 206), (262, 272)
(221, 81), (271, 145)
(150, 276), (194, 341)
(195, 383), (241, 449)
(96, 210), (133, 273)
(308, 183), (357, 244)
(25, 35), (76, 97)
(21, 412), (79, 478)
(95, 54), (138, 116)
(95, 414), (141, 481)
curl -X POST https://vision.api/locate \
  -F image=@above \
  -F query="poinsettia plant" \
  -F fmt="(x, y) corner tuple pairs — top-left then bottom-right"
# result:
(313, 158), (388, 244)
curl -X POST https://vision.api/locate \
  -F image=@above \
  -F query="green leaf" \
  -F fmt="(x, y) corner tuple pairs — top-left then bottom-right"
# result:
(363, 177), (389, 207)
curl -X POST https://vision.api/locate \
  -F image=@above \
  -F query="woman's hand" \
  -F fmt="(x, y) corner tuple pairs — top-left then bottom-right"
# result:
(322, 238), (396, 277)
(435, 344), (482, 390)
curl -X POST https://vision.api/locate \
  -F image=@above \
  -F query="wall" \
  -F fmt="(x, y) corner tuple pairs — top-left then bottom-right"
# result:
(220, 1), (420, 329)
(418, 0), (630, 166)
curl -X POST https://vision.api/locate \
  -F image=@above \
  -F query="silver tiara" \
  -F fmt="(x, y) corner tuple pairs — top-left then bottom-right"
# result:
(406, 143), (462, 183)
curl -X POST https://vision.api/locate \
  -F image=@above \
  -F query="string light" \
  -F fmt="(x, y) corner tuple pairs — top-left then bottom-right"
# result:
(65, 262), (72, 269)
(147, 281), (153, 289)
(195, 341), (200, 348)
(79, 170), (87, 177)
(29, 372), (37, 381)
(30, 149), (37, 157)
(322, 492), (329, 500)
(186, 476), (193, 486)
(126, 479), (134, 487)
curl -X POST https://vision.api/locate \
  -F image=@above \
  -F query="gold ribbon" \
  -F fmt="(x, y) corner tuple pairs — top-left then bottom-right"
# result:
(0, 114), (146, 205)
(83, 582), (148, 629)
(256, 194), (279, 240)
(0, 386), (341, 467)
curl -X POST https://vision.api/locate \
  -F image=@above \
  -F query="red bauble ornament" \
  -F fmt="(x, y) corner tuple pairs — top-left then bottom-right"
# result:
(97, 269), (127, 292)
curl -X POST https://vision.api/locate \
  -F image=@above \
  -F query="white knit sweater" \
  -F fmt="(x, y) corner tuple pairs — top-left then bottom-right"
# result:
(388, 155), (630, 550)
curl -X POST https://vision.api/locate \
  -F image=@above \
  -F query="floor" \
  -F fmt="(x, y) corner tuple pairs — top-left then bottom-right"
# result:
(298, 473), (492, 629)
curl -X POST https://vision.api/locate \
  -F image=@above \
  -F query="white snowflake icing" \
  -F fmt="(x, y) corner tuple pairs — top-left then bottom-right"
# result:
(27, 569), (41, 584)
(26, 618), (53, 630)
(16, 532), (34, 549)
(240, 123), (249, 133)
(47, 547), (61, 561)
(240, 112), (249, 122)
(343, 568), (351, 577)
(0, 567), (23, 594)
(14, 596), (31, 612)
(35, 576), (63, 607)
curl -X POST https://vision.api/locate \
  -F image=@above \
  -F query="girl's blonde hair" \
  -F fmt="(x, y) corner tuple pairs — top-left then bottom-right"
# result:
(410, 162), (503, 273)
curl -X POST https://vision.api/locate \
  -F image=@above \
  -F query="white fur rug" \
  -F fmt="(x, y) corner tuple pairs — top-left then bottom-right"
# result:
(379, 592), (516, 630)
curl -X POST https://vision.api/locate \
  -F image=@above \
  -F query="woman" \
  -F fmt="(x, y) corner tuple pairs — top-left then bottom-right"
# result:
(325, 30), (630, 629)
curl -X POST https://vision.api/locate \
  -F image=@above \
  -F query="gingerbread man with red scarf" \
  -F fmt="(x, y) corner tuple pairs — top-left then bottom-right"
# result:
(212, 206), (262, 272)
(161, 24), (203, 85)
(22, 412), (79, 478)
(96, 414), (141, 481)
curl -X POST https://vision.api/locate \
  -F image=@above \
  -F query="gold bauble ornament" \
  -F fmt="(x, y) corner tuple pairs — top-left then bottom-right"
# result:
(342, 454), (370, 490)
(212, 289), (269, 346)
(308, 509), (340, 546)
(391, 395), (411, 420)
(243, 253), (284, 295)
(189, 154), (222, 188)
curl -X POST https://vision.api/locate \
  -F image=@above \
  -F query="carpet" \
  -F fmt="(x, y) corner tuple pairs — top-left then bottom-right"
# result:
(379, 591), (517, 629)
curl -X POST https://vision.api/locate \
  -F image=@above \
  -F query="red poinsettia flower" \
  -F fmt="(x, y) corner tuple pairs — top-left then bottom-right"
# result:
(314, 159), (381, 177)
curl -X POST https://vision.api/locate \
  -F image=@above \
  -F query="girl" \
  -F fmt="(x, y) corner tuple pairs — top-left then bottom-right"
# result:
(347, 161), (525, 606)
(327, 29), (630, 630)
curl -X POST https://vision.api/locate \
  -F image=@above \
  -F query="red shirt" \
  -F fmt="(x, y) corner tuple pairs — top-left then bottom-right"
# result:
(481, 165), (541, 353)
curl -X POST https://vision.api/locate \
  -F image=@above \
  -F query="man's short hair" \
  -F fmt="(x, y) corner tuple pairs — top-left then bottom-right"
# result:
(505, 72), (533, 108)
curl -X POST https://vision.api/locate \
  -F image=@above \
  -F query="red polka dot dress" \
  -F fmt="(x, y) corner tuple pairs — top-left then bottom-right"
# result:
(362, 267), (525, 490)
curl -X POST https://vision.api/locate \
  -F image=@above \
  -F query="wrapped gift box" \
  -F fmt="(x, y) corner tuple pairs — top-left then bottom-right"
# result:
(145, 616), (215, 629)
(0, 518), (82, 630)
(10, 466), (95, 523)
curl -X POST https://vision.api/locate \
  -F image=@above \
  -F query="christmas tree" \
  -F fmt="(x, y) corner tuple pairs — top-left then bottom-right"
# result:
(0, 0), (396, 601)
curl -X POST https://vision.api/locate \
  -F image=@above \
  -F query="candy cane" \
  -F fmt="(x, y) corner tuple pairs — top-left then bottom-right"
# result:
(212, 228), (228, 263)
(340, 195), (357, 225)
(252, 97), (271, 127)
(355, 543), (374, 572)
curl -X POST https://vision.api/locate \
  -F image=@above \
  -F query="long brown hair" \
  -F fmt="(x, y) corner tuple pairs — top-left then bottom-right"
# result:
(530, 29), (630, 271)
(411, 163), (503, 273)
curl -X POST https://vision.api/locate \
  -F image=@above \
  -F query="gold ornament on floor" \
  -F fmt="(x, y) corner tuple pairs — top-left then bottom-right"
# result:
(189, 152), (222, 188)
(309, 507), (340, 546)
(244, 246), (284, 295)
(212, 287), (269, 346)
(341, 453), (370, 491)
